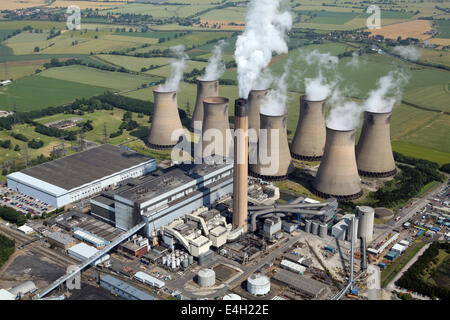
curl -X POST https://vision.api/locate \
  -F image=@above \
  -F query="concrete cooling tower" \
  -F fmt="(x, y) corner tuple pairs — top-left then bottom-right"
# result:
(356, 111), (397, 177)
(189, 78), (219, 132)
(248, 89), (269, 142)
(201, 97), (232, 159)
(249, 113), (294, 181)
(356, 206), (374, 242)
(147, 89), (184, 149)
(313, 127), (362, 200)
(291, 96), (326, 161)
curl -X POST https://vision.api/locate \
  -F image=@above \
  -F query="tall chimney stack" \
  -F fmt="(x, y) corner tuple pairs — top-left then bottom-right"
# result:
(249, 113), (294, 181)
(248, 89), (269, 141)
(313, 127), (362, 200)
(147, 89), (184, 149)
(356, 111), (396, 177)
(290, 95), (326, 161)
(189, 78), (219, 132)
(233, 98), (249, 230)
(201, 97), (233, 160)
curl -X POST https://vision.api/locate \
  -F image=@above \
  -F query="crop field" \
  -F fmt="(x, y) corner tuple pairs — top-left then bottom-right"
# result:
(0, 21), (65, 31)
(39, 65), (159, 91)
(419, 48), (450, 68)
(101, 3), (212, 18)
(146, 60), (208, 78)
(163, 32), (233, 48)
(0, 0), (48, 10)
(95, 55), (170, 72)
(49, 0), (127, 9)
(434, 20), (450, 39)
(0, 75), (109, 112)
(366, 20), (433, 40)
(198, 8), (247, 21)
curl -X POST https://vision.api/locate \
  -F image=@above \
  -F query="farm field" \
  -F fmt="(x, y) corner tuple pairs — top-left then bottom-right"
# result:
(49, 1), (127, 9)
(0, 75), (109, 112)
(0, 0), (48, 10)
(95, 55), (170, 72)
(419, 48), (450, 68)
(146, 60), (208, 78)
(38, 65), (160, 91)
(434, 20), (450, 39)
(100, 3), (212, 18)
(366, 20), (433, 40)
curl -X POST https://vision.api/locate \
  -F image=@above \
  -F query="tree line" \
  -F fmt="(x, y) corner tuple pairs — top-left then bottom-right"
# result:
(0, 233), (15, 268)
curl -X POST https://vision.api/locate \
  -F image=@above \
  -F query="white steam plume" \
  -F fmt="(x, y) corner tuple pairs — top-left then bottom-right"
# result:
(392, 46), (421, 61)
(364, 70), (410, 113)
(260, 61), (291, 116)
(235, 0), (293, 98)
(326, 88), (362, 131)
(159, 45), (188, 92)
(253, 68), (273, 91)
(202, 40), (226, 81)
(346, 51), (360, 69)
(300, 49), (339, 101)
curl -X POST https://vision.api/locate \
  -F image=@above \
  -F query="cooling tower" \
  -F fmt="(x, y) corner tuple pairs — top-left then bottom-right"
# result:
(201, 97), (232, 159)
(356, 206), (374, 242)
(291, 96), (326, 161)
(232, 99), (249, 230)
(313, 127), (362, 200)
(249, 113), (294, 181)
(356, 111), (397, 177)
(248, 89), (269, 142)
(147, 89), (184, 149)
(189, 78), (219, 132)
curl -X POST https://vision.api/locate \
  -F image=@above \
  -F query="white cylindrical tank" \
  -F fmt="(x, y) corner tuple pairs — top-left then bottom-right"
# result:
(247, 274), (270, 296)
(319, 223), (327, 238)
(176, 258), (180, 267)
(171, 260), (176, 269)
(305, 219), (312, 233)
(311, 221), (319, 235)
(223, 294), (242, 300)
(357, 206), (375, 242)
(162, 256), (167, 265)
(188, 256), (194, 265)
(182, 259), (189, 268)
(197, 269), (216, 287)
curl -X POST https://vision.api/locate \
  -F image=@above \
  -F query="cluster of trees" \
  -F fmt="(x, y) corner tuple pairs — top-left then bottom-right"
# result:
(46, 28), (61, 40)
(396, 242), (450, 300)
(0, 234), (15, 268)
(27, 139), (44, 149)
(0, 140), (12, 149)
(0, 206), (26, 227)
(42, 58), (127, 74)
(34, 124), (77, 141)
(440, 163), (450, 174)
(10, 132), (28, 142)
(77, 120), (94, 132)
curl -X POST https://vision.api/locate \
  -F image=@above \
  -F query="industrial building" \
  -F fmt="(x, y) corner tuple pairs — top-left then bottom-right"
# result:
(45, 231), (76, 251)
(247, 273), (270, 296)
(90, 162), (233, 239)
(68, 243), (110, 266)
(73, 227), (109, 249)
(119, 235), (149, 257)
(272, 269), (328, 299)
(134, 271), (165, 289)
(99, 274), (155, 300)
(6, 144), (156, 208)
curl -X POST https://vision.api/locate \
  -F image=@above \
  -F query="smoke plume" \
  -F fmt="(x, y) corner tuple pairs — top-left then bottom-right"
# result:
(202, 40), (226, 81)
(260, 61), (291, 116)
(346, 51), (360, 69)
(364, 70), (409, 113)
(300, 49), (339, 101)
(392, 46), (421, 61)
(235, 0), (293, 98)
(326, 88), (363, 131)
(159, 45), (188, 92)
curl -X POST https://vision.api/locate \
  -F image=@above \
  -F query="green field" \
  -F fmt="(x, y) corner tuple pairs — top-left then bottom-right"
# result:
(146, 60), (208, 78)
(295, 10), (361, 25)
(0, 75), (109, 112)
(95, 55), (170, 72)
(435, 20), (450, 39)
(39, 65), (159, 91)
(101, 3), (212, 18)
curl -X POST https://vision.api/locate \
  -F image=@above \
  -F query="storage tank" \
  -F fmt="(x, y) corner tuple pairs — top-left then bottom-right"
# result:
(162, 256), (167, 265)
(249, 113), (294, 180)
(357, 206), (375, 242)
(305, 219), (312, 233)
(176, 258), (180, 267)
(182, 259), (189, 268)
(311, 221), (319, 235)
(197, 269), (216, 287)
(171, 260), (176, 269)
(247, 274), (270, 296)
(189, 78), (219, 132)
(291, 96), (326, 160)
(223, 294), (241, 300)
(201, 97), (233, 159)
(147, 89), (184, 149)
(313, 127), (362, 200)
(346, 215), (358, 242)
(319, 223), (328, 238)
(188, 256), (194, 265)
(356, 111), (396, 177)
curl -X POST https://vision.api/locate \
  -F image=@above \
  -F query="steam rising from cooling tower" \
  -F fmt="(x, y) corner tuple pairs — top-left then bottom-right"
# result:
(260, 61), (291, 116)
(202, 40), (226, 81)
(364, 70), (409, 113)
(326, 88), (363, 131)
(158, 45), (188, 92)
(392, 46), (421, 61)
(235, 0), (292, 98)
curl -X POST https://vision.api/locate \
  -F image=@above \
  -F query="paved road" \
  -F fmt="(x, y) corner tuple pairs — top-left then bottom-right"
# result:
(386, 242), (431, 300)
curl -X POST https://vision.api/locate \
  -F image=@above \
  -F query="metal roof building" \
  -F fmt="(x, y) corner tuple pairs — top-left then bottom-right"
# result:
(134, 271), (165, 289)
(0, 288), (16, 300)
(272, 269), (328, 299)
(6, 144), (156, 208)
(100, 274), (155, 300)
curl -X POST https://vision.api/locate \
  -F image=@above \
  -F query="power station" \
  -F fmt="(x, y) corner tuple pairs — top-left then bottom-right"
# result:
(189, 78), (219, 132)
(313, 127), (362, 200)
(249, 113), (294, 181)
(147, 89), (184, 149)
(290, 96), (326, 161)
(356, 111), (397, 177)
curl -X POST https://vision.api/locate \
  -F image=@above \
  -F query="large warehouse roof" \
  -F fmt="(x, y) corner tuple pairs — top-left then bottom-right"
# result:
(15, 144), (153, 190)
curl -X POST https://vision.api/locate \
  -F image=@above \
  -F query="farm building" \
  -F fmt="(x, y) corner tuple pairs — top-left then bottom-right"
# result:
(6, 144), (156, 208)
